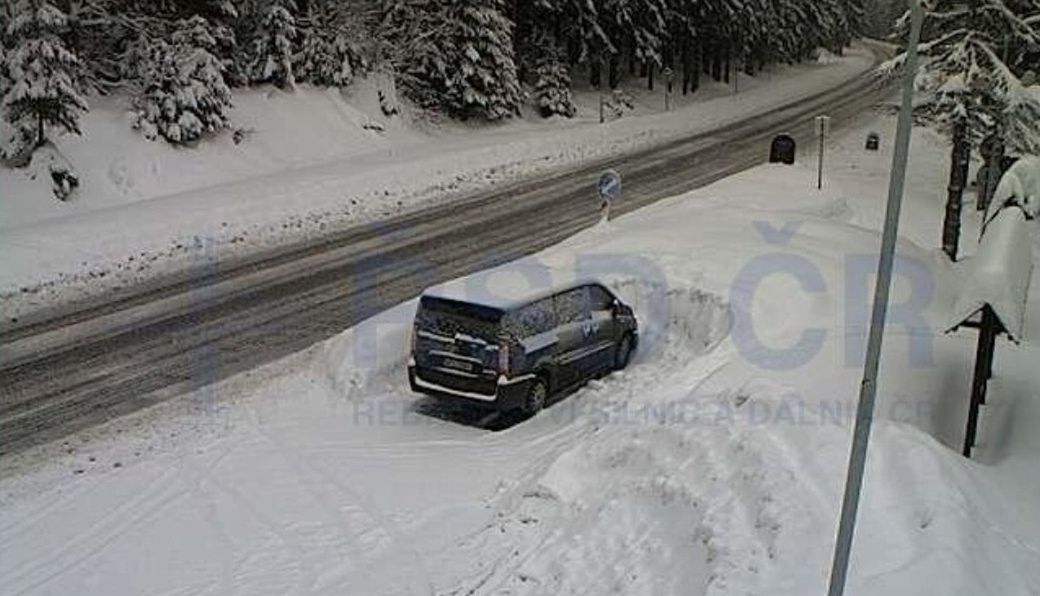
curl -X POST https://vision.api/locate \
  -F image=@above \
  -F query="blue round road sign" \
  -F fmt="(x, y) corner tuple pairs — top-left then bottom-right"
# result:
(598, 169), (622, 202)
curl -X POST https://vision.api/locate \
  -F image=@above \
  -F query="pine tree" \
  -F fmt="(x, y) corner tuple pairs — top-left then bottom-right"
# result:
(130, 15), (233, 144)
(250, 1), (297, 90)
(441, 0), (521, 120)
(887, 0), (1040, 259)
(380, 0), (449, 110)
(295, 1), (367, 87)
(531, 32), (576, 117)
(2, 0), (88, 150)
(384, 0), (521, 120)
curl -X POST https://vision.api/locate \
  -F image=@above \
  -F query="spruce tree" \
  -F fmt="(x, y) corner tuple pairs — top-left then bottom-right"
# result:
(250, 1), (298, 90)
(130, 16), (233, 144)
(442, 0), (521, 120)
(2, 0), (88, 150)
(295, 1), (367, 87)
(531, 32), (577, 117)
(887, 0), (1040, 259)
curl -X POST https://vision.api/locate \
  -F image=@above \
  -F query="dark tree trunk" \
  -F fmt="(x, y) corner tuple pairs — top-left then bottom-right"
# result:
(37, 113), (45, 148)
(723, 48), (731, 84)
(609, 54), (620, 89)
(647, 62), (655, 91)
(943, 121), (971, 260)
(681, 36), (691, 95)
(691, 41), (701, 93)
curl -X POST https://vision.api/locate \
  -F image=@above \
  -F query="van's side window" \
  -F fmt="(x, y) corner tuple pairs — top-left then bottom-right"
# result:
(555, 287), (590, 324)
(506, 298), (555, 338)
(588, 285), (614, 314)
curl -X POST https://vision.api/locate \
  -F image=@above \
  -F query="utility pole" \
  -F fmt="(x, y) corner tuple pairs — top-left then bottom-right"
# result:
(826, 2), (924, 595)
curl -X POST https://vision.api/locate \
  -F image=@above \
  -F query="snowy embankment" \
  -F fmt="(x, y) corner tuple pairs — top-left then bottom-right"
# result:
(2, 112), (1038, 594)
(0, 45), (875, 321)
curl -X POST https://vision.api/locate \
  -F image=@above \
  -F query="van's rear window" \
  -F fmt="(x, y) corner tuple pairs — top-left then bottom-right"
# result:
(417, 297), (504, 340)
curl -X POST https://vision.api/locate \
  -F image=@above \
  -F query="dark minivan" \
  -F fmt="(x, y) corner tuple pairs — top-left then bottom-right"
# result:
(408, 280), (638, 414)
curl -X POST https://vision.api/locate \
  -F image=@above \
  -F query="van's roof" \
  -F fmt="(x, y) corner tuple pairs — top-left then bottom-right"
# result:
(421, 261), (603, 312)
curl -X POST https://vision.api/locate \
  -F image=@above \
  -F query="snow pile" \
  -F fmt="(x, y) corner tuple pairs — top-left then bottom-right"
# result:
(469, 385), (1040, 595)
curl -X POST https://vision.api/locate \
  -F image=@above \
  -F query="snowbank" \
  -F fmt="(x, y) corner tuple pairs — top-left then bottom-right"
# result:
(0, 45), (876, 320)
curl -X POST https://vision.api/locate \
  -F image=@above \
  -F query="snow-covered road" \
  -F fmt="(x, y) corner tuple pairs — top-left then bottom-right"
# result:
(2, 114), (1038, 595)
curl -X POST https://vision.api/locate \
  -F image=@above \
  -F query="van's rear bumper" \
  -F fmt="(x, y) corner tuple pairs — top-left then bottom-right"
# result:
(408, 365), (534, 411)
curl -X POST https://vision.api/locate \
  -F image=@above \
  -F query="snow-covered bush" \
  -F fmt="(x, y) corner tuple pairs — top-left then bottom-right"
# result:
(130, 16), (233, 145)
(250, 3), (297, 90)
(2, 0), (87, 151)
(605, 89), (635, 120)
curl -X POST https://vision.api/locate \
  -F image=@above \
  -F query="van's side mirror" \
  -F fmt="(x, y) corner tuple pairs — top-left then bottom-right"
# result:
(611, 300), (622, 316)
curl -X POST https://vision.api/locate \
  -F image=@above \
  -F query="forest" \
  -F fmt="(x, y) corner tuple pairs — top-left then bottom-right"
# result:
(0, 0), (871, 153)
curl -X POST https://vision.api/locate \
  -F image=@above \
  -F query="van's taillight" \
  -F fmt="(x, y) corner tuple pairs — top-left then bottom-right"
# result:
(498, 342), (510, 375)
(410, 326), (417, 354)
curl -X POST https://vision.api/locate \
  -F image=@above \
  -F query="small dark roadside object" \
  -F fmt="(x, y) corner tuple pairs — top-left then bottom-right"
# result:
(769, 134), (796, 164)
(865, 132), (880, 151)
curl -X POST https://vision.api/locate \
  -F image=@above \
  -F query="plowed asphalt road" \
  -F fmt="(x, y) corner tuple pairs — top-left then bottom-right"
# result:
(0, 55), (891, 456)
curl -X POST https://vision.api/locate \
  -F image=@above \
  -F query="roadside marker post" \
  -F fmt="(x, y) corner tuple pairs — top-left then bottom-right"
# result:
(826, 2), (924, 595)
(664, 67), (674, 111)
(597, 169), (622, 222)
(815, 115), (832, 190)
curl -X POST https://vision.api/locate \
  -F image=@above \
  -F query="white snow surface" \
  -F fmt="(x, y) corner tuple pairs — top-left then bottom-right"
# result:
(0, 45), (876, 321)
(2, 109), (1039, 595)
(950, 207), (1036, 340)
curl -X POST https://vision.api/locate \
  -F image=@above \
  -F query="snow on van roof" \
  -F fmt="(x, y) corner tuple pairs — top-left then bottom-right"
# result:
(421, 261), (600, 312)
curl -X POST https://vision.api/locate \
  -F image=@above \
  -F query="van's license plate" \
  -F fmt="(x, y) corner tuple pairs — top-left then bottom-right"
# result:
(442, 358), (473, 373)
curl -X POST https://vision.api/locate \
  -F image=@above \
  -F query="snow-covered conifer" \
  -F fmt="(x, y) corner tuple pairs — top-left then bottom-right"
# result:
(295, 3), (367, 87)
(892, 0), (1040, 152)
(442, 0), (521, 120)
(250, 1), (297, 90)
(131, 16), (233, 144)
(886, 0), (1040, 259)
(2, 0), (88, 150)
(531, 33), (576, 118)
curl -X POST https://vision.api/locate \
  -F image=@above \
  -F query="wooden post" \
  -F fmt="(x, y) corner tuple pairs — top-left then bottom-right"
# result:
(943, 120), (970, 261)
(963, 306), (999, 457)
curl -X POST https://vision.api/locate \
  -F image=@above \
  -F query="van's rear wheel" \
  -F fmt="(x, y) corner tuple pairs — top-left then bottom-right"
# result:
(614, 335), (633, 370)
(521, 378), (547, 416)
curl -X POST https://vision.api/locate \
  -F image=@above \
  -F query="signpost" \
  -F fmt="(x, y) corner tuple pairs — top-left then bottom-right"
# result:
(597, 169), (622, 222)
(815, 115), (832, 190)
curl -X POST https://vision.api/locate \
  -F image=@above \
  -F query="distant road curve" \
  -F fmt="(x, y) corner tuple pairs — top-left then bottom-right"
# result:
(0, 45), (892, 456)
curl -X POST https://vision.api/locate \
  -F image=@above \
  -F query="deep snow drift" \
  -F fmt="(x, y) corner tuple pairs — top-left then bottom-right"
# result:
(1, 112), (1038, 595)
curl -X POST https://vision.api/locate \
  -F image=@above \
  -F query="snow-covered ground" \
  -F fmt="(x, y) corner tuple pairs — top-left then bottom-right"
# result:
(0, 45), (876, 321)
(2, 107), (1038, 595)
